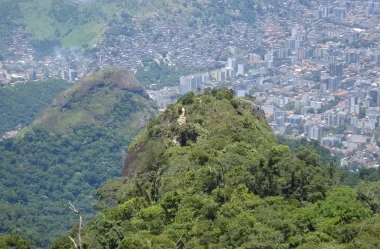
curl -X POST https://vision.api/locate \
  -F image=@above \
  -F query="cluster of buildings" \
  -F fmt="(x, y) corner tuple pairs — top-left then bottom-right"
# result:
(0, 28), (35, 84)
(179, 73), (209, 95)
(1, 0), (380, 169)
(0, 28), (88, 86)
(146, 0), (380, 169)
(60, 69), (78, 82)
(69, 0), (96, 4)
(95, 17), (264, 70)
(209, 58), (247, 82)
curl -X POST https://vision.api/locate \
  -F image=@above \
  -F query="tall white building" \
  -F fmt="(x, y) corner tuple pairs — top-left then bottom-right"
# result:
(307, 126), (324, 141)
(179, 73), (209, 95)
(227, 58), (236, 69)
(291, 27), (298, 39)
(249, 53), (261, 64)
(237, 64), (244, 75)
(302, 94), (310, 106)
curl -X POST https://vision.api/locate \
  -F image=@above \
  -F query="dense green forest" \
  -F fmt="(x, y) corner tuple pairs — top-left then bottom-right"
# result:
(0, 80), (72, 136)
(0, 68), (157, 247)
(0, 0), (23, 36)
(43, 89), (380, 249)
(135, 57), (194, 90)
(0, 234), (33, 249)
(277, 136), (340, 166)
(3, 88), (380, 248)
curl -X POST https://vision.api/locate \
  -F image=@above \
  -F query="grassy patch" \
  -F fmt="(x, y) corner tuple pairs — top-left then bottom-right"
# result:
(19, 0), (118, 47)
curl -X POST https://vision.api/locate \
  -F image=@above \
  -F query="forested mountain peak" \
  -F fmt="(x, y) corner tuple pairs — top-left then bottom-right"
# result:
(53, 67), (147, 100)
(123, 89), (273, 177)
(30, 67), (151, 134)
(0, 67), (158, 247)
(53, 89), (380, 249)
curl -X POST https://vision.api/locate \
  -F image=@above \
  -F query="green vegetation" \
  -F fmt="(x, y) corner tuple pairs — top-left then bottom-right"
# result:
(0, 68), (157, 247)
(318, 96), (343, 114)
(0, 0), (23, 36)
(284, 101), (295, 111)
(0, 80), (72, 136)
(19, 0), (119, 47)
(135, 57), (193, 90)
(46, 89), (380, 249)
(30, 39), (62, 57)
(343, 167), (380, 187)
(3, 88), (380, 248)
(29, 67), (153, 134)
(183, 0), (293, 27)
(324, 125), (346, 135)
(277, 136), (340, 166)
(0, 234), (34, 249)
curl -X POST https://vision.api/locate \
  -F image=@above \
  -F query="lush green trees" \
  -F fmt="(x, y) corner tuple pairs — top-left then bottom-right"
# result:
(356, 182), (380, 213)
(0, 71), (157, 247)
(277, 136), (339, 166)
(0, 1), (23, 36)
(135, 59), (193, 89)
(343, 167), (380, 187)
(0, 235), (34, 249)
(3, 88), (380, 248)
(0, 122), (152, 247)
(31, 39), (62, 57)
(47, 89), (380, 249)
(0, 80), (72, 135)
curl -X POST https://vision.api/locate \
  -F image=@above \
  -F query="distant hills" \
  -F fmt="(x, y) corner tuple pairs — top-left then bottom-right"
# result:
(1, 0), (310, 47)
(0, 67), (157, 247)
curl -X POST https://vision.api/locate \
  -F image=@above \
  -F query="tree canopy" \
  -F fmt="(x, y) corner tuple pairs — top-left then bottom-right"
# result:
(0, 80), (72, 136)
(49, 89), (380, 249)
(0, 71), (157, 247)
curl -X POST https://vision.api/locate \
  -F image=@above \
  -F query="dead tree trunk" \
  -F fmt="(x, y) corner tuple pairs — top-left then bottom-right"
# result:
(68, 202), (83, 249)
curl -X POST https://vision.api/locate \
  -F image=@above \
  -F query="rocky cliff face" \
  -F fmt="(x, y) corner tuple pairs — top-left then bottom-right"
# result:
(30, 67), (156, 134)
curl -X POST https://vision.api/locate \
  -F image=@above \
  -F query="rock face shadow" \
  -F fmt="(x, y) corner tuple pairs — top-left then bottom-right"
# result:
(122, 144), (146, 177)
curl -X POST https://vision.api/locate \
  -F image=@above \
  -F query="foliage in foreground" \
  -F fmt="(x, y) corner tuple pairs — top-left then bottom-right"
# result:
(48, 89), (380, 249)
(0, 234), (34, 249)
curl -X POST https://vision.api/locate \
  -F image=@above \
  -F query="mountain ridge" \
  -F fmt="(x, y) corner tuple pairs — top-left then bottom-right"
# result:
(0, 67), (158, 247)
(54, 89), (377, 249)
(29, 67), (152, 134)
(123, 93), (270, 177)
(58, 90), (380, 249)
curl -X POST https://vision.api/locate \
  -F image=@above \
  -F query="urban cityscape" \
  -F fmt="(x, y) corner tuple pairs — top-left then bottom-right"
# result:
(1, 0), (380, 170)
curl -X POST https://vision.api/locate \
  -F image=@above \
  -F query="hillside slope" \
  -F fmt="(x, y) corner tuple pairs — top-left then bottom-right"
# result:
(0, 67), (158, 247)
(2, 0), (311, 47)
(0, 79), (72, 136)
(29, 67), (150, 134)
(50, 89), (380, 249)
